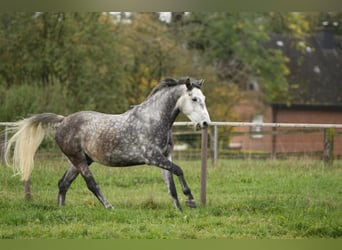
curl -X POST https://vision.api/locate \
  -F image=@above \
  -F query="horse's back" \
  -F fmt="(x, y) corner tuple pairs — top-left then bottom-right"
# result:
(55, 110), (144, 166)
(55, 111), (115, 155)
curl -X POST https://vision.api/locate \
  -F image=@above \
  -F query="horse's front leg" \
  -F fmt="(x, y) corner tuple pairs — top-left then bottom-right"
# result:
(162, 169), (182, 210)
(152, 153), (197, 209)
(177, 175), (197, 208)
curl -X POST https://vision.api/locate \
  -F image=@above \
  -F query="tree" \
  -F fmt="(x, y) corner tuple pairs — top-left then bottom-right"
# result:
(0, 12), (127, 121)
(179, 12), (312, 103)
(1, 12), (319, 124)
(114, 12), (221, 108)
(114, 13), (172, 105)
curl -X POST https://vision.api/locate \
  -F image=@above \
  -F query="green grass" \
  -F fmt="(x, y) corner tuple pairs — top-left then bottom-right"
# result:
(0, 158), (341, 239)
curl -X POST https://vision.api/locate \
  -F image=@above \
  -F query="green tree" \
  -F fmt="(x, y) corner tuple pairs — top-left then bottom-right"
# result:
(114, 13), (173, 104)
(114, 12), (221, 108)
(179, 12), (312, 103)
(0, 12), (127, 121)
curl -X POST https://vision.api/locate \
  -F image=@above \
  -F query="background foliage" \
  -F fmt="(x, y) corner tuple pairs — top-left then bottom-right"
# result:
(0, 12), (339, 121)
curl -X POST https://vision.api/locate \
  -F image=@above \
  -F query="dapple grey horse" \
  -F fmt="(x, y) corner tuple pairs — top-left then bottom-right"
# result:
(5, 77), (211, 210)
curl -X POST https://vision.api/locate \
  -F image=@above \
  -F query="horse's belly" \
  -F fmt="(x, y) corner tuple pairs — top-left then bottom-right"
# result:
(106, 155), (145, 167)
(95, 150), (146, 167)
(107, 160), (145, 167)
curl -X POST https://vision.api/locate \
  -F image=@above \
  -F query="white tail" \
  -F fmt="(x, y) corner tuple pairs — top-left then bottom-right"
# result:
(5, 113), (64, 181)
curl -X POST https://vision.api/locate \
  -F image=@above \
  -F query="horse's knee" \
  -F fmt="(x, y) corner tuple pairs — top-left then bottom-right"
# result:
(58, 167), (79, 194)
(58, 176), (69, 195)
(171, 165), (183, 176)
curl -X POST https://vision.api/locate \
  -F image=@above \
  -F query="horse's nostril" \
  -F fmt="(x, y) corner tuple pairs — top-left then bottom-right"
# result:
(202, 121), (208, 128)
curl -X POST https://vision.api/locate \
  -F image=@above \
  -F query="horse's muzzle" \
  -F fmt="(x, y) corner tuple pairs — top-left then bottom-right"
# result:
(197, 121), (209, 130)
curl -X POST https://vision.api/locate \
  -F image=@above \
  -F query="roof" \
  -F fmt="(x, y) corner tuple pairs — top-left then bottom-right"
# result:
(266, 29), (342, 107)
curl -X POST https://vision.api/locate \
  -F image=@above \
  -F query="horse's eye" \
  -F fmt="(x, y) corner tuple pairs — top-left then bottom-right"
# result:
(192, 97), (198, 102)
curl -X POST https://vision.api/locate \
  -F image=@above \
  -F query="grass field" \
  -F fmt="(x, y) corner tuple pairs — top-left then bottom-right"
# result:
(0, 157), (341, 239)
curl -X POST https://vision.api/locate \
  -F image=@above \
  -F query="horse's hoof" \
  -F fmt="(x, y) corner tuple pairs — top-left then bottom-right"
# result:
(173, 200), (182, 211)
(185, 199), (197, 208)
(57, 195), (65, 206)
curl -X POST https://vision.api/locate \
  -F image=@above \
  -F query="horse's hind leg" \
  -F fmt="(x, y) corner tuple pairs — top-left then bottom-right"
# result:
(58, 163), (79, 206)
(77, 163), (113, 209)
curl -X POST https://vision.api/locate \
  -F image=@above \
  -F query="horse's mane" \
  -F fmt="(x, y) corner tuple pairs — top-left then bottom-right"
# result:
(147, 77), (201, 99)
(147, 78), (183, 99)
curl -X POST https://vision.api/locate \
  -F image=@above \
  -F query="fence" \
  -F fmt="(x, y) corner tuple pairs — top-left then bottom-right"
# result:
(173, 122), (342, 206)
(1, 121), (342, 206)
(173, 122), (342, 164)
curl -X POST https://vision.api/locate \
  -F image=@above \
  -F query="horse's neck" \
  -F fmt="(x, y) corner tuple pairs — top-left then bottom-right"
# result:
(135, 87), (183, 128)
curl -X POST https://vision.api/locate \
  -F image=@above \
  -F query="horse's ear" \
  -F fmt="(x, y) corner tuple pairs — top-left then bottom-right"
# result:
(199, 79), (205, 88)
(185, 78), (193, 90)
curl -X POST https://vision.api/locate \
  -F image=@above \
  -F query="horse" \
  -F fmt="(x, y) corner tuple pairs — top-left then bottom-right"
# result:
(5, 77), (211, 210)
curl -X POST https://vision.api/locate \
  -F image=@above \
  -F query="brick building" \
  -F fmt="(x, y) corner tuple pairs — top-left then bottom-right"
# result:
(230, 28), (342, 157)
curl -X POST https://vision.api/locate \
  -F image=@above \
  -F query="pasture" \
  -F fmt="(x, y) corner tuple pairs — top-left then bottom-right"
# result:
(0, 157), (341, 239)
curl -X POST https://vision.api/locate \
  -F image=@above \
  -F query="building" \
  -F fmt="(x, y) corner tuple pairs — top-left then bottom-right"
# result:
(230, 28), (342, 157)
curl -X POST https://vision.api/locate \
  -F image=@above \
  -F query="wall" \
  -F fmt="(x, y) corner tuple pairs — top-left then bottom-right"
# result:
(230, 93), (342, 156)
(273, 108), (342, 155)
(230, 90), (273, 153)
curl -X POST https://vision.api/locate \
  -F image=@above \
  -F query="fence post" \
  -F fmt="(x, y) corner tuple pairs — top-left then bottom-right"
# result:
(200, 128), (208, 207)
(211, 125), (218, 166)
(323, 128), (334, 165)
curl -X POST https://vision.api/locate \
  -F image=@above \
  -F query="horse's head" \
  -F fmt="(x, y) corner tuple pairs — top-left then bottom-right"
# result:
(177, 78), (211, 129)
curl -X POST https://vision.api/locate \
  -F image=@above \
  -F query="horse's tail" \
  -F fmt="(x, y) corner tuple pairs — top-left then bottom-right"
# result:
(5, 113), (65, 181)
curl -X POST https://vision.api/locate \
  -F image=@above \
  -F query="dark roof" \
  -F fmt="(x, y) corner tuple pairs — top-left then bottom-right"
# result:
(266, 29), (342, 107)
